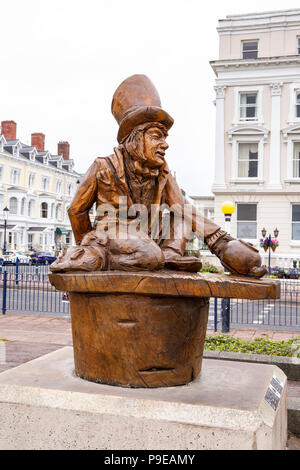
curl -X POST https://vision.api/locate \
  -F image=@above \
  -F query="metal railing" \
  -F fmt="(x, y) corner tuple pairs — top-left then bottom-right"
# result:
(1, 264), (300, 330)
(1, 267), (69, 316)
(212, 279), (300, 331)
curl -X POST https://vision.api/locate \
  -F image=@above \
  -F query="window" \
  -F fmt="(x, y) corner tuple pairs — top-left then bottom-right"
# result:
(296, 92), (300, 118)
(67, 183), (73, 196)
(293, 142), (300, 178)
(28, 234), (34, 250)
(40, 202), (48, 218)
(238, 143), (258, 178)
(13, 145), (19, 157)
(9, 197), (18, 215)
(292, 204), (300, 240)
(20, 198), (25, 216)
(240, 93), (257, 121)
(56, 204), (62, 221)
(65, 232), (71, 245)
(56, 180), (62, 194)
(298, 38), (300, 55)
(28, 173), (35, 188)
(51, 203), (55, 218)
(41, 176), (49, 191)
(28, 199), (34, 217)
(242, 41), (258, 59)
(237, 204), (257, 239)
(10, 168), (20, 185)
(28, 199), (35, 217)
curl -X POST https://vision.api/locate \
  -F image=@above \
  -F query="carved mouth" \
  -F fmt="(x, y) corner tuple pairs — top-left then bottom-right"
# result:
(156, 151), (165, 158)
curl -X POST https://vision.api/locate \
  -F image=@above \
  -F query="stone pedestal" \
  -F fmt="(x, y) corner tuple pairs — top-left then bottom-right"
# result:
(49, 270), (280, 388)
(0, 347), (287, 450)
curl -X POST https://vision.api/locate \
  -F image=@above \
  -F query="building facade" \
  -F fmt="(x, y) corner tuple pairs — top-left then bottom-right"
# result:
(0, 120), (80, 253)
(210, 9), (300, 267)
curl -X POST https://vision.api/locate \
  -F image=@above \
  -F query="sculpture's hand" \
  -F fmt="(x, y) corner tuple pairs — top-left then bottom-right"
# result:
(205, 230), (267, 278)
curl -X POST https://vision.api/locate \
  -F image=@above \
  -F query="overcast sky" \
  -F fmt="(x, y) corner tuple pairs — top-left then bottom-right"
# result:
(1, 0), (300, 196)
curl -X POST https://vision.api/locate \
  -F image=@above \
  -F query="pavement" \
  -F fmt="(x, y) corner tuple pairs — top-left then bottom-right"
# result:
(0, 312), (299, 450)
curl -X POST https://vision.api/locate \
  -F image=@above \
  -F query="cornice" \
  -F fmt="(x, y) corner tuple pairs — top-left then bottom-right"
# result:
(210, 55), (300, 75)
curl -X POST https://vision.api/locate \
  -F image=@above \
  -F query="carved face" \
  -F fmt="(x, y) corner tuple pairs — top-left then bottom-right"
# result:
(143, 127), (169, 168)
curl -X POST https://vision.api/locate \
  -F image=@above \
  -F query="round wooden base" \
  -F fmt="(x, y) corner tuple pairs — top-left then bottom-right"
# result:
(49, 270), (279, 388)
(69, 292), (209, 387)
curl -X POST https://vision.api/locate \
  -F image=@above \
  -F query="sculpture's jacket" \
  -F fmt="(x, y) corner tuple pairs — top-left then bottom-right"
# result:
(68, 147), (220, 247)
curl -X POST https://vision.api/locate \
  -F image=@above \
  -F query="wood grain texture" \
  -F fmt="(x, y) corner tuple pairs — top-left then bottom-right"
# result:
(69, 292), (208, 388)
(49, 271), (279, 388)
(49, 270), (280, 301)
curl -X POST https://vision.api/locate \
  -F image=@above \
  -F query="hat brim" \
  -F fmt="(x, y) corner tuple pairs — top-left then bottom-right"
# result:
(117, 106), (174, 143)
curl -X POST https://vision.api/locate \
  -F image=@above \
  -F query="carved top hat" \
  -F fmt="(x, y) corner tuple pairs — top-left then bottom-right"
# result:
(111, 74), (174, 143)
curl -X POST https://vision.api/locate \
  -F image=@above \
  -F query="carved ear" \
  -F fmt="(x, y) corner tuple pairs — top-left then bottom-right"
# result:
(70, 247), (84, 260)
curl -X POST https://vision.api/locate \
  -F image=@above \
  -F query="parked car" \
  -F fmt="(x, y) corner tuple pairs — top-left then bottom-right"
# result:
(30, 251), (56, 265)
(2, 251), (31, 265)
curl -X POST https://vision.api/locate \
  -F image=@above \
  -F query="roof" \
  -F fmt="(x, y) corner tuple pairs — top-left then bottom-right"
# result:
(0, 135), (77, 174)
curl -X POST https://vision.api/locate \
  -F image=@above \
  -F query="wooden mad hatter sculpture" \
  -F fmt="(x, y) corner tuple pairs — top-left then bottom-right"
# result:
(50, 74), (267, 278)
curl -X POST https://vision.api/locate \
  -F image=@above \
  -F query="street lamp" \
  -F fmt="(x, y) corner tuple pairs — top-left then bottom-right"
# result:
(220, 201), (235, 333)
(2, 207), (9, 253)
(221, 201), (235, 233)
(260, 227), (279, 274)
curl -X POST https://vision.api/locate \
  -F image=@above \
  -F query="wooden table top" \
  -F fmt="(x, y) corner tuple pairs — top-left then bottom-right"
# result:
(49, 270), (280, 300)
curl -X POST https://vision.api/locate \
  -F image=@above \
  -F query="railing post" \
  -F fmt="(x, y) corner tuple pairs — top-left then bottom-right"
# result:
(2, 270), (7, 315)
(221, 297), (230, 333)
(214, 297), (218, 332)
(15, 257), (19, 285)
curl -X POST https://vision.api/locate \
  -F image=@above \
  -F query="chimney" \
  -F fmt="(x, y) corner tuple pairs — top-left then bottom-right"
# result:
(1, 121), (17, 140)
(58, 141), (70, 159)
(31, 133), (45, 152)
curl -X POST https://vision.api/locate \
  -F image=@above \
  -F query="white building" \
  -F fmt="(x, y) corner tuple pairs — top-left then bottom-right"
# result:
(0, 120), (80, 253)
(210, 8), (300, 268)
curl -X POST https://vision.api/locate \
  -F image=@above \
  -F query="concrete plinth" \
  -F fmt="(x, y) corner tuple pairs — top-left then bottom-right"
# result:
(0, 347), (287, 450)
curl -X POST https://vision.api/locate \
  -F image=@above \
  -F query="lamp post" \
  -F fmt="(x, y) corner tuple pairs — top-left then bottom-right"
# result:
(220, 201), (235, 333)
(261, 227), (279, 274)
(2, 207), (9, 253)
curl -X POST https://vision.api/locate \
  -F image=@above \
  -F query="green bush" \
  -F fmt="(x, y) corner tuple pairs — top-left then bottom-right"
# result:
(200, 263), (220, 273)
(205, 335), (300, 358)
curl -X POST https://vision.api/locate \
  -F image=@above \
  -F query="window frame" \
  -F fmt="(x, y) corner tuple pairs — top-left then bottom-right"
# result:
(41, 176), (50, 192)
(231, 135), (264, 182)
(239, 92), (258, 122)
(10, 167), (21, 186)
(28, 199), (35, 217)
(236, 203), (257, 241)
(296, 91), (300, 119)
(40, 202), (48, 219)
(242, 40), (258, 59)
(28, 172), (35, 188)
(292, 141), (300, 178)
(233, 86), (263, 125)
(291, 203), (300, 241)
(8, 197), (18, 215)
(288, 84), (300, 124)
(237, 142), (259, 179)
(56, 179), (62, 194)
